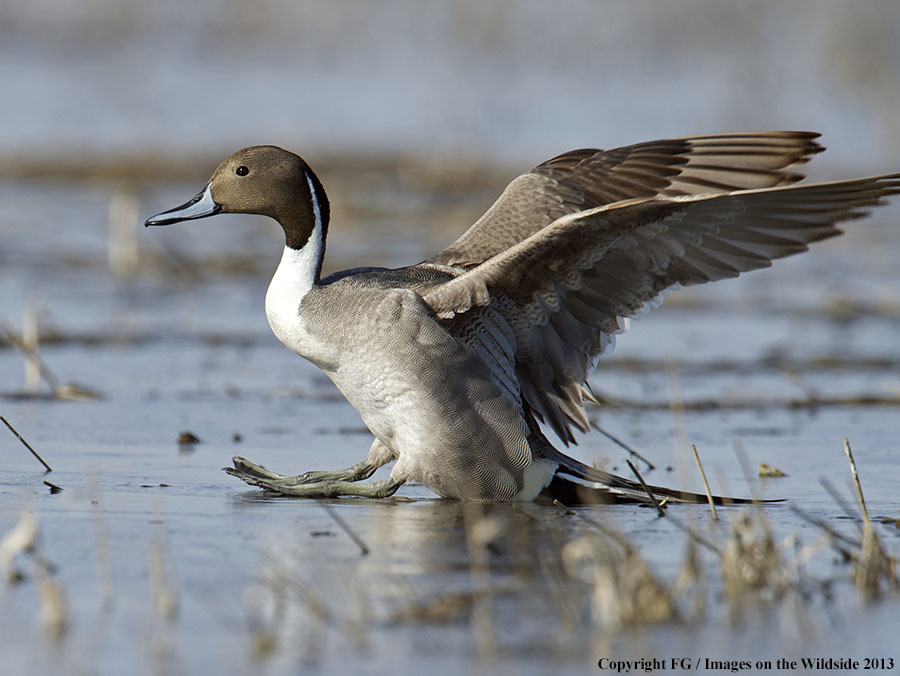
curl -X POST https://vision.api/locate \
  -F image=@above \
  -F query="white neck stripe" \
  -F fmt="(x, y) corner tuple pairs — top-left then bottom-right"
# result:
(305, 172), (323, 237)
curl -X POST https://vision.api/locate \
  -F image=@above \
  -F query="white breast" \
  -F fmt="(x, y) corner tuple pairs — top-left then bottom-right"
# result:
(264, 173), (338, 369)
(265, 248), (342, 371)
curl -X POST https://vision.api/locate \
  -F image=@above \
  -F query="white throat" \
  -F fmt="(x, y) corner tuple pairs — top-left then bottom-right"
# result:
(293, 171), (325, 292)
(264, 172), (327, 360)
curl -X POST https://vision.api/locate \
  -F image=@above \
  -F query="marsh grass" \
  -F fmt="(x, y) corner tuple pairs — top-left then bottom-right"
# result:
(0, 511), (67, 640)
(249, 438), (893, 657)
(219, 439), (895, 665)
(841, 438), (899, 602)
(1, 322), (101, 401)
(0, 435), (896, 669)
(690, 444), (718, 520)
(1, 415), (52, 472)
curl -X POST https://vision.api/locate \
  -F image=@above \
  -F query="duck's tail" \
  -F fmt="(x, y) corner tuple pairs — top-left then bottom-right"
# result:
(539, 451), (780, 506)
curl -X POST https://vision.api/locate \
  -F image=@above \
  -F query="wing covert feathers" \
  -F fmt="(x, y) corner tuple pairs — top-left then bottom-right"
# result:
(425, 132), (898, 443)
(428, 131), (824, 269)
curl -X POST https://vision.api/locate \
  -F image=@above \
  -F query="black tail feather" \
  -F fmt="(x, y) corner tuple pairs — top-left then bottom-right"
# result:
(524, 403), (781, 507)
(540, 457), (783, 507)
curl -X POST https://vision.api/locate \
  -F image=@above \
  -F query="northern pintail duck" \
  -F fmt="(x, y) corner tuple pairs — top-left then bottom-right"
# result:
(146, 132), (899, 503)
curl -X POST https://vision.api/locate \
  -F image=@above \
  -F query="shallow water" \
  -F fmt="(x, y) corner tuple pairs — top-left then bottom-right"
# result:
(2, 3), (900, 672)
(1, 164), (899, 675)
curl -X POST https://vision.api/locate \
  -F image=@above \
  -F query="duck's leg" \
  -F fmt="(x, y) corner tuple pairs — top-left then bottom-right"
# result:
(229, 456), (379, 483)
(225, 469), (406, 498)
(226, 439), (395, 485)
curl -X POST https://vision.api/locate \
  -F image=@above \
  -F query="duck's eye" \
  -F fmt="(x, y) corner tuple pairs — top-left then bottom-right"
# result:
(235, 166), (250, 177)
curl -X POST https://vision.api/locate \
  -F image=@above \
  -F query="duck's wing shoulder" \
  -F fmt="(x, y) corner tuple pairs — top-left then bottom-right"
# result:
(427, 132), (823, 269)
(321, 263), (461, 294)
(427, 173), (900, 443)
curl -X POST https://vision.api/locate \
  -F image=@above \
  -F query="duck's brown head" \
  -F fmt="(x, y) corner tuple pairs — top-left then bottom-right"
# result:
(145, 145), (330, 251)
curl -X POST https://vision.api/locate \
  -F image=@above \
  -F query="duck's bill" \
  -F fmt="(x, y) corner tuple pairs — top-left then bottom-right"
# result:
(145, 184), (221, 226)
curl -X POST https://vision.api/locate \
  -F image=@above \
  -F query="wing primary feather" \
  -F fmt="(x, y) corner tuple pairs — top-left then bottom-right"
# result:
(426, 136), (896, 447)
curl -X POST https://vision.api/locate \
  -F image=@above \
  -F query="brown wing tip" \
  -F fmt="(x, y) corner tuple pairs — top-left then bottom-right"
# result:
(788, 131), (826, 161)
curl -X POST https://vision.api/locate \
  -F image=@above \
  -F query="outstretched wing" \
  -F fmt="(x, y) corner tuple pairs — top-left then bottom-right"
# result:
(424, 174), (900, 443)
(428, 132), (824, 269)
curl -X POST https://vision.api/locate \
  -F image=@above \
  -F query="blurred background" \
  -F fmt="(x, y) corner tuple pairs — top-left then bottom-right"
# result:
(2, 0), (900, 340)
(2, 3), (900, 673)
(2, 0), (900, 166)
